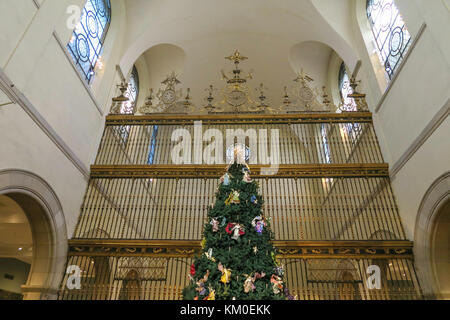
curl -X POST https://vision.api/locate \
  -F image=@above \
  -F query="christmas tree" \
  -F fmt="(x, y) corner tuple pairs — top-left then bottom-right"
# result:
(182, 153), (287, 300)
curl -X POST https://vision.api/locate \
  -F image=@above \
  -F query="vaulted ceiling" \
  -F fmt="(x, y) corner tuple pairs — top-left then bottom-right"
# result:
(118, 0), (358, 108)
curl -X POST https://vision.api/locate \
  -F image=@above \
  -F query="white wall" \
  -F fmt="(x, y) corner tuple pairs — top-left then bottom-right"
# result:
(348, 0), (450, 239)
(1, 0), (448, 244)
(0, 0), (127, 237)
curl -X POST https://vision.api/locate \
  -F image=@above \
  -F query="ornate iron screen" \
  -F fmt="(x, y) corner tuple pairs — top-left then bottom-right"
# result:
(59, 113), (422, 300)
(366, 0), (411, 79)
(67, 0), (111, 84)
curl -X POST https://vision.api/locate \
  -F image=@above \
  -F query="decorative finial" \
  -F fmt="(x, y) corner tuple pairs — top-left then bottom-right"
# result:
(283, 86), (291, 106)
(322, 86), (330, 106)
(257, 83), (268, 110)
(182, 88), (193, 112)
(139, 88), (155, 114)
(162, 71), (181, 87)
(110, 82), (129, 114)
(294, 69), (314, 84)
(225, 50), (248, 65)
(349, 77), (361, 93)
(205, 85), (216, 113)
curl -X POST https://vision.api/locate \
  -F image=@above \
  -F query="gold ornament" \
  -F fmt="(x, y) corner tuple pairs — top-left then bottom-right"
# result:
(206, 289), (215, 300)
(218, 263), (231, 284)
(225, 190), (240, 205)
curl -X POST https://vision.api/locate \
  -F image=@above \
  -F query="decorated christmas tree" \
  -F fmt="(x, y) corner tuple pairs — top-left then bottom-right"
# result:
(182, 149), (287, 300)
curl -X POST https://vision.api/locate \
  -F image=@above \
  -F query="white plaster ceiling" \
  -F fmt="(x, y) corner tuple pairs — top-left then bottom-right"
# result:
(142, 43), (187, 93)
(120, 0), (358, 108)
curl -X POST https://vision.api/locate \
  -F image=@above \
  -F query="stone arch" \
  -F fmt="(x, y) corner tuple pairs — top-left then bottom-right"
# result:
(0, 169), (68, 300)
(414, 172), (450, 299)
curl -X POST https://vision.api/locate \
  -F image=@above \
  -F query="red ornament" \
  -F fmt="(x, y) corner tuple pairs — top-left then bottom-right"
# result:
(225, 223), (245, 236)
(225, 223), (234, 235)
(190, 263), (196, 276)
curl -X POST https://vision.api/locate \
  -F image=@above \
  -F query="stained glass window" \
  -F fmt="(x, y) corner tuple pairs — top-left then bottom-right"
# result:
(117, 66), (140, 144)
(338, 63), (357, 112)
(148, 126), (159, 164)
(67, 0), (111, 84)
(338, 63), (362, 147)
(366, 0), (411, 79)
(122, 66), (140, 115)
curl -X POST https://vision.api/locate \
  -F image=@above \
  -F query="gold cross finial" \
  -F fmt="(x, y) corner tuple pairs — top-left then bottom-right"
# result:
(294, 69), (314, 83)
(162, 71), (181, 86)
(225, 50), (248, 64)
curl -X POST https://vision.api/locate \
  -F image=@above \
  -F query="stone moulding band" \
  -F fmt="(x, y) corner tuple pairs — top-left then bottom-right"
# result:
(68, 239), (414, 259)
(105, 112), (373, 126)
(89, 164), (390, 179)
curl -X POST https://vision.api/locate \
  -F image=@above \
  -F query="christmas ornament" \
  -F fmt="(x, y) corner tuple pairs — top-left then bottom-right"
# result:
(225, 223), (245, 240)
(244, 275), (255, 293)
(218, 263), (231, 284)
(244, 272), (266, 294)
(254, 272), (266, 280)
(274, 265), (285, 277)
(243, 171), (252, 183)
(252, 216), (266, 234)
(270, 274), (283, 294)
(196, 285), (207, 296)
(201, 238), (206, 249)
(195, 270), (210, 295)
(190, 263), (196, 277)
(205, 248), (216, 262)
(284, 288), (297, 300)
(225, 190), (240, 205)
(210, 216), (226, 232)
(271, 251), (279, 265)
(220, 172), (232, 186)
(241, 163), (251, 172)
(205, 289), (215, 300)
(210, 218), (219, 232)
(253, 246), (258, 254)
(250, 195), (258, 204)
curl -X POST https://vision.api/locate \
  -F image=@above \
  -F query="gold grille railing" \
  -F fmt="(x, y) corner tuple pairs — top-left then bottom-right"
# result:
(59, 112), (422, 300)
(59, 253), (421, 300)
(95, 113), (383, 165)
(73, 175), (404, 241)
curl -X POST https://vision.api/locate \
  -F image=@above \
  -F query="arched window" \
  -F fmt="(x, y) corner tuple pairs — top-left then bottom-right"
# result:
(67, 0), (111, 84)
(338, 63), (357, 112)
(118, 66), (139, 144)
(338, 63), (362, 147)
(122, 66), (140, 114)
(366, 0), (411, 79)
